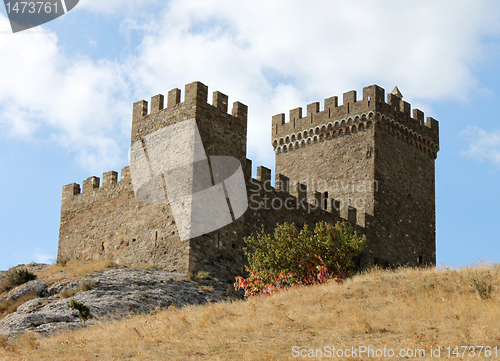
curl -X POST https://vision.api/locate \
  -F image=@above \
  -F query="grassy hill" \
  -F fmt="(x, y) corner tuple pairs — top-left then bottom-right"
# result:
(1, 262), (499, 360)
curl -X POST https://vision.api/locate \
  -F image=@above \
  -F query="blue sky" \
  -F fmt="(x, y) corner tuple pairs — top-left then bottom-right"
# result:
(0, 0), (500, 270)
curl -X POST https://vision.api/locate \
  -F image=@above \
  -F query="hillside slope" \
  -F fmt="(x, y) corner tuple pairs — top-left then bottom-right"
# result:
(0, 261), (237, 338)
(1, 263), (499, 360)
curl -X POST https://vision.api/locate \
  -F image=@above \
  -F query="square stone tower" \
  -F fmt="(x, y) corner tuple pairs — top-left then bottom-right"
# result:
(272, 85), (439, 267)
(58, 81), (251, 277)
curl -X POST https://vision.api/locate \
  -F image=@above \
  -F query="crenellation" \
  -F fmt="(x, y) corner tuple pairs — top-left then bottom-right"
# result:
(425, 116), (439, 133)
(313, 191), (322, 209)
(324, 96), (338, 112)
(272, 113), (285, 136)
(343, 90), (357, 108)
(400, 100), (411, 118)
(362, 85), (385, 104)
(213, 91), (228, 113)
(167, 88), (181, 108)
(120, 166), (131, 184)
(231, 101), (248, 120)
(307, 102), (320, 117)
(276, 174), (290, 192)
(331, 199), (341, 217)
(243, 158), (252, 180)
(150, 94), (164, 114)
(133, 100), (148, 119)
(62, 183), (80, 200)
(290, 107), (302, 123)
(387, 93), (401, 111)
(82, 176), (100, 193)
(185, 81), (208, 105)
(295, 182), (307, 203)
(412, 108), (424, 126)
(272, 86), (440, 158)
(103, 171), (118, 188)
(256, 165), (271, 185)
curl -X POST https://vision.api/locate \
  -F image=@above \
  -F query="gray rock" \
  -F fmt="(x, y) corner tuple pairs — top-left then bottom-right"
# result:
(0, 268), (238, 338)
(5, 281), (47, 302)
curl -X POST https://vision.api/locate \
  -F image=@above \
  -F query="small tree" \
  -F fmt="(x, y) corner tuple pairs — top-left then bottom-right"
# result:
(68, 300), (92, 325)
(235, 221), (365, 297)
(0, 268), (37, 293)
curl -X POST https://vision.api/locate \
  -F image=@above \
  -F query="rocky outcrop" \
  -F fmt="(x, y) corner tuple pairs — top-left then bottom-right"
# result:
(4, 280), (47, 302)
(0, 267), (239, 338)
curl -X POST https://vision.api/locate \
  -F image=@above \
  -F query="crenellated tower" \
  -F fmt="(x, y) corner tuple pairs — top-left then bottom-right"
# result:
(272, 85), (439, 267)
(58, 81), (252, 276)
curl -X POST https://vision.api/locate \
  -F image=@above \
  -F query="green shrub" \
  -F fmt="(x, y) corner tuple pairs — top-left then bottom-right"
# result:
(68, 300), (92, 323)
(8, 268), (37, 285)
(0, 268), (37, 293)
(235, 221), (365, 297)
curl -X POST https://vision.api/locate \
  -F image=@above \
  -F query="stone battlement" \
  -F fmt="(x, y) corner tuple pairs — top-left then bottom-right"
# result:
(133, 82), (248, 120)
(272, 85), (439, 158)
(61, 167), (130, 203)
(130, 81), (248, 163)
(253, 165), (367, 228)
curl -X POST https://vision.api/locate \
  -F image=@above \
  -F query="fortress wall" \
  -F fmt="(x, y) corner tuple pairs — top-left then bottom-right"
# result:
(58, 166), (190, 272)
(195, 94), (248, 164)
(367, 117), (437, 267)
(58, 82), (438, 275)
(187, 217), (247, 279)
(187, 172), (368, 279)
(274, 120), (377, 218)
(243, 174), (366, 238)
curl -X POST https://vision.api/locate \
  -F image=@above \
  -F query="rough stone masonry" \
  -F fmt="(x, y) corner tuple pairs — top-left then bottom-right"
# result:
(58, 82), (439, 278)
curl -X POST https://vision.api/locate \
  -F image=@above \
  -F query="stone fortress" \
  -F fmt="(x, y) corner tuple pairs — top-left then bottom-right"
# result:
(58, 81), (439, 277)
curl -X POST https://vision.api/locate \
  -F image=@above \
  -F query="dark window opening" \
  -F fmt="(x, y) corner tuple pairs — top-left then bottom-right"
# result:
(323, 191), (329, 210)
(374, 257), (380, 266)
(418, 255), (423, 264)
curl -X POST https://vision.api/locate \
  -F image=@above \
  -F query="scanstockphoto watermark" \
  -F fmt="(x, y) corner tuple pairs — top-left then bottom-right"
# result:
(3, 0), (79, 33)
(292, 346), (425, 358)
(248, 178), (378, 213)
(291, 345), (499, 358)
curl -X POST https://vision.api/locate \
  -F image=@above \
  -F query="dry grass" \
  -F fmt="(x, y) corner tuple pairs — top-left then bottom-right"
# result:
(0, 294), (40, 320)
(59, 280), (97, 300)
(35, 259), (118, 286)
(1, 264), (500, 360)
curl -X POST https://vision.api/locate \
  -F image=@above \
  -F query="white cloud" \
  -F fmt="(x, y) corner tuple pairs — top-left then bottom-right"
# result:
(1, 0), (500, 174)
(461, 126), (500, 165)
(32, 249), (55, 264)
(124, 0), (500, 167)
(76, 0), (161, 15)
(0, 14), (129, 173)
